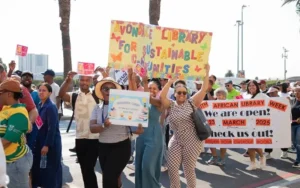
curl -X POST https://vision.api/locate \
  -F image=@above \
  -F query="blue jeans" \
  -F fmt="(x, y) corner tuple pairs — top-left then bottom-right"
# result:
(291, 125), (300, 162)
(7, 150), (33, 188)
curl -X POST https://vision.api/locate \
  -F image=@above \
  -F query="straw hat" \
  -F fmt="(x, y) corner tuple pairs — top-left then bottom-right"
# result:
(95, 77), (122, 100)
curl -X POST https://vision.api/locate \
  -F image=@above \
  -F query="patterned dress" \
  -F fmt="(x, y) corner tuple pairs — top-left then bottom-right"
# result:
(167, 99), (202, 188)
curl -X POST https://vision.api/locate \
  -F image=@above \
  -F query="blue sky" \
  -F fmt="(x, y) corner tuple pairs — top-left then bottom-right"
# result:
(0, 0), (299, 80)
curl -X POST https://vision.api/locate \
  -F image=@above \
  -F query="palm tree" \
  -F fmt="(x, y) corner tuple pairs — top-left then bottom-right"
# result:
(149, 0), (161, 25)
(282, 0), (300, 14)
(58, 0), (72, 78)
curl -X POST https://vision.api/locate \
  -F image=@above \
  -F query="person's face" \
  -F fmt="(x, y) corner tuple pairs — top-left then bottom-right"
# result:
(175, 86), (187, 103)
(38, 85), (52, 101)
(207, 82), (213, 90)
(295, 88), (300, 100)
(260, 83), (266, 89)
(248, 82), (257, 95)
(21, 74), (33, 87)
(209, 76), (216, 83)
(43, 75), (51, 83)
(225, 84), (233, 91)
(196, 84), (202, 91)
(160, 79), (168, 87)
(240, 83), (246, 90)
(269, 91), (278, 97)
(79, 76), (92, 90)
(101, 82), (116, 101)
(216, 92), (226, 100)
(148, 82), (159, 97)
(0, 90), (11, 105)
(0, 70), (7, 83)
(93, 75), (99, 86)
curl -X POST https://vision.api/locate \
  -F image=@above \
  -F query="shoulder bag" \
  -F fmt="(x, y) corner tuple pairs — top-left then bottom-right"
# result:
(188, 100), (212, 141)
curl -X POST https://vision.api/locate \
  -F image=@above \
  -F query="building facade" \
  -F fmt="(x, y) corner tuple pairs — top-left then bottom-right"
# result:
(18, 53), (48, 74)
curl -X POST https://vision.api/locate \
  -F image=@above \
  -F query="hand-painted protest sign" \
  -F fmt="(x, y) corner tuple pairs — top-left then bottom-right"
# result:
(200, 98), (291, 148)
(108, 20), (213, 80)
(108, 89), (150, 127)
(16, 44), (28, 56)
(77, 62), (95, 75)
(115, 70), (129, 85)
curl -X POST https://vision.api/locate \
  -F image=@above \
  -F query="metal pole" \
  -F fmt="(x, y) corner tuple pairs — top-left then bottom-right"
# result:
(282, 47), (288, 80)
(236, 21), (241, 78)
(241, 5), (247, 72)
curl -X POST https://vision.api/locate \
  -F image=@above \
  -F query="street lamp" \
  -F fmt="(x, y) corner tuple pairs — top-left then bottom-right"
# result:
(241, 5), (248, 72)
(282, 47), (288, 80)
(235, 20), (242, 77)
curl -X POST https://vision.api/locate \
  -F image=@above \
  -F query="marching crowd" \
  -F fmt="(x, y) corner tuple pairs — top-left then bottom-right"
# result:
(0, 60), (300, 188)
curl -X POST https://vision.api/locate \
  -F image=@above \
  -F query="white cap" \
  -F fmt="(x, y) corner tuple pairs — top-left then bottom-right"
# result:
(267, 87), (279, 94)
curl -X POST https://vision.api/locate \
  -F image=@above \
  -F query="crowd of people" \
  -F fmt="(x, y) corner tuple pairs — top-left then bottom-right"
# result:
(0, 60), (300, 188)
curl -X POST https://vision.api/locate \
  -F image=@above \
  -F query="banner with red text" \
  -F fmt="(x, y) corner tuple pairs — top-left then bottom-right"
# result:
(15, 44), (28, 56)
(108, 20), (213, 80)
(201, 98), (291, 148)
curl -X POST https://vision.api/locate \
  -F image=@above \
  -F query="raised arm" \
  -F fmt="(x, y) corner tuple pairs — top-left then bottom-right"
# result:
(160, 78), (176, 109)
(191, 64), (210, 107)
(128, 68), (135, 91)
(58, 71), (77, 103)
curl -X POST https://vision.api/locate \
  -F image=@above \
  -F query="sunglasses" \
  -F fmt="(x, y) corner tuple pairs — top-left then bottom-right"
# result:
(176, 91), (187, 95)
(101, 87), (115, 92)
(225, 85), (230, 87)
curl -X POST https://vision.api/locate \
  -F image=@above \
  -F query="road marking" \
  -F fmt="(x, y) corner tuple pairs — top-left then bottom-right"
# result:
(257, 174), (300, 188)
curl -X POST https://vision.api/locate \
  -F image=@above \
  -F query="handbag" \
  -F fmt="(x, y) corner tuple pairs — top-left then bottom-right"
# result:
(188, 100), (212, 141)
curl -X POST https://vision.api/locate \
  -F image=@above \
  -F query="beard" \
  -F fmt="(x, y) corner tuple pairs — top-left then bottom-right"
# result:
(22, 82), (31, 88)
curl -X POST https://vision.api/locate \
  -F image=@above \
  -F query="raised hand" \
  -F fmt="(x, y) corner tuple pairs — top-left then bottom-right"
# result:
(9, 60), (16, 71)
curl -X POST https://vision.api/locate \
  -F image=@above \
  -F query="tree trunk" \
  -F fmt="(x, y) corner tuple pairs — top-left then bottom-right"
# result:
(149, 0), (161, 25)
(58, 0), (72, 79)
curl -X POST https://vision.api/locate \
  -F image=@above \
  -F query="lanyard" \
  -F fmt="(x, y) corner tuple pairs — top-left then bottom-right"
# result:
(102, 105), (108, 123)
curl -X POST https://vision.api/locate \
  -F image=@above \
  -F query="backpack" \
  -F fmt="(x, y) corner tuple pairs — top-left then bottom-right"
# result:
(66, 91), (99, 133)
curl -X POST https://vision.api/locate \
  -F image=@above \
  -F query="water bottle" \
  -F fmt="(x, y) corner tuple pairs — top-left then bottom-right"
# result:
(40, 155), (47, 169)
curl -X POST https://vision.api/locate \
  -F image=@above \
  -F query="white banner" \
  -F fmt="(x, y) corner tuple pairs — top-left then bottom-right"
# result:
(201, 98), (291, 148)
(115, 70), (129, 85)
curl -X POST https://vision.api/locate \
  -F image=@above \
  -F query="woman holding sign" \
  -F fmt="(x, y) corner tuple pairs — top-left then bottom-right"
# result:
(31, 83), (62, 188)
(160, 65), (210, 188)
(245, 80), (268, 171)
(128, 69), (164, 188)
(90, 77), (144, 188)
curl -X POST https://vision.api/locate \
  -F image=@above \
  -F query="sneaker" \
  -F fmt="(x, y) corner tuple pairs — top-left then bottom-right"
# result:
(126, 164), (135, 171)
(280, 151), (288, 159)
(292, 162), (300, 168)
(259, 156), (266, 169)
(161, 166), (168, 172)
(243, 152), (249, 157)
(69, 147), (76, 153)
(265, 152), (272, 160)
(129, 156), (134, 162)
(216, 159), (225, 166)
(288, 147), (297, 153)
(206, 156), (218, 165)
(246, 162), (257, 171)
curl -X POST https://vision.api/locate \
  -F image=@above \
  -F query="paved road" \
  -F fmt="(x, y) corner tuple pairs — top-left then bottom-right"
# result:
(60, 109), (300, 188)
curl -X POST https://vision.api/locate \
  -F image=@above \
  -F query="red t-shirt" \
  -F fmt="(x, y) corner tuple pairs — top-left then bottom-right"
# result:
(0, 86), (36, 112)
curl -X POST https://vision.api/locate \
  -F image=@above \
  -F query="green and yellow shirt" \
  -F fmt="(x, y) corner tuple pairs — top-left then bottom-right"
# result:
(0, 104), (30, 163)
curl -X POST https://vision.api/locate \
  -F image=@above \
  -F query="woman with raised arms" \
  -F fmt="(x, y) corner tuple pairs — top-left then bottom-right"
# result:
(160, 64), (210, 188)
